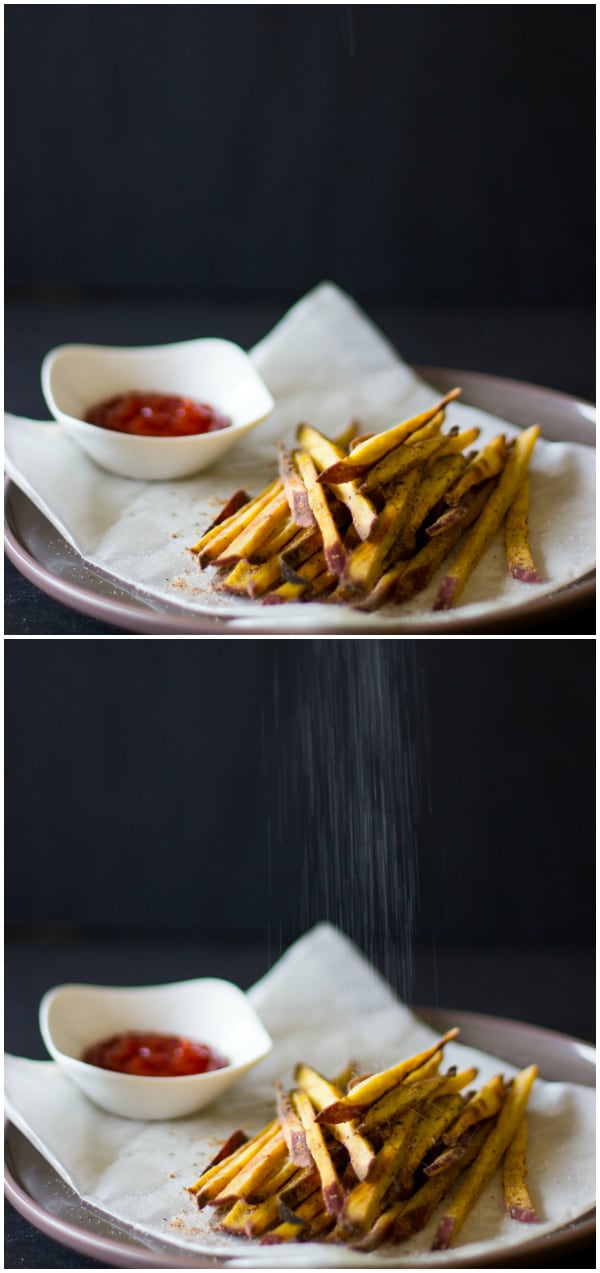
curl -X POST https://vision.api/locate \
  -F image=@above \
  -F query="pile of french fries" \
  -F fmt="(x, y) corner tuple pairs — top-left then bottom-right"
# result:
(188, 1030), (539, 1251)
(189, 391), (542, 611)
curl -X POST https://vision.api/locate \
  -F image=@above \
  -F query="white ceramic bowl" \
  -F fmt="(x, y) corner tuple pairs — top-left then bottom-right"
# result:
(39, 977), (273, 1120)
(41, 337), (275, 480)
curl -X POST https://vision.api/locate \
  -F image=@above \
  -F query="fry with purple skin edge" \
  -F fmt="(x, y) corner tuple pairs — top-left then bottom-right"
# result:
(445, 432), (509, 505)
(316, 388), (462, 482)
(433, 425), (540, 611)
(189, 1118), (279, 1203)
(294, 1062), (376, 1181)
(340, 468), (420, 596)
(315, 1028), (459, 1123)
(275, 1083), (313, 1168)
(191, 480), (282, 565)
(503, 1115), (539, 1223)
(292, 1088), (345, 1217)
(505, 477), (542, 583)
(431, 1064), (538, 1250)
(337, 1107), (419, 1238)
(277, 444), (316, 529)
(294, 449), (346, 576)
(296, 423), (377, 541)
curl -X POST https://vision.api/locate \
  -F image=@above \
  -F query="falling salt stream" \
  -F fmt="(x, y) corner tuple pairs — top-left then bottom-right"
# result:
(267, 643), (428, 1005)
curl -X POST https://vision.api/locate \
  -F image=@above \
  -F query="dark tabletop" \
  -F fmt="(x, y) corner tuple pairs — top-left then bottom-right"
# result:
(4, 293), (596, 636)
(4, 931), (595, 1268)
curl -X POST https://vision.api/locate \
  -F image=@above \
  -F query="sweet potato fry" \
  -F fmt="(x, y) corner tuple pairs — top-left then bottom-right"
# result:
(359, 1074), (447, 1133)
(294, 449), (346, 576)
(192, 480), (282, 565)
(316, 389), (461, 482)
(442, 1073), (506, 1145)
(315, 1029), (459, 1122)
(292, 1089), (344, 1216)
(445, 433), (509, 505)
(212, 489), (291, 566)
(433, 425), (540, 610)
(431, 1065), (538, 1249)
(395, 454), (467, 556)
(505, 477), (542, 582)
(296, 423), (377, 541)
(359, 437), (446, 493)
(394, 1120), (492, 1244)
(189, 1119), (279, 1203)
(340, 469), (420, 596)
(262, 1191), (327, 1244)
(503, 1115), (539, 1222)
(275, 1084), (313, 1168)
(338, 1108), (418, 1237)
(294, 1063), (376, 1181)
(201, 1129), (249, 1173)
(213, 1130), (288, 1204)
(277, 444), (316, 529)
(438, 425), (480, 455)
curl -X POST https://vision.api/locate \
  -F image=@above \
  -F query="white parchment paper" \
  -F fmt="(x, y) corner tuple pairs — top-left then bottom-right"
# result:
(5, 925), (595, 1266)
(4, 284), (595, 630)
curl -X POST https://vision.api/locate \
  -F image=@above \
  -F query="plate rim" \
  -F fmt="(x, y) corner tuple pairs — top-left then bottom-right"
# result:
(4, 1004), (596, 1270)
(4, 366), (596, 636)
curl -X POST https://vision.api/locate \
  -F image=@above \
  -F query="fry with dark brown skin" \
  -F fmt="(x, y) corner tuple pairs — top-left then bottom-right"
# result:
(262, 1190), (328, 1244)
(201, 1129), (249, 1173)
(503, 1115), (539, 1222)
(431, 1065), (538, 1250)
(445, 433), (509, 505)
(294, 1063), (376, 1181)
(340, 469), (420, 596)
(425, 480), (491, 537)
(394, 454), (467, 556)
(294, 449), (346, 576)
(202, 491), (251, 535)
(505, 478), (542, 582)
(316, 389), (461, 482)
(358, 1074), (447, 1133)
(275, 1083), (313, 1168)
(434, 425), (540, 611)
(277, 444), (316, 529)
(315, 1029), (459, 1123)
(296, 423), (377, 540)
(292, 1089), (344, 1216)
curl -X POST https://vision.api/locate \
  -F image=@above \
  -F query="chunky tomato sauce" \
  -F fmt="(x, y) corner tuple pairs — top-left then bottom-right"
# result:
(85, 392), (231, 437)
(82, 1031), (229, 1077)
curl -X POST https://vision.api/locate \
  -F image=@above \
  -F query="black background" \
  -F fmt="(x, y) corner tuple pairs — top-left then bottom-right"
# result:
(5, 5), (594, 302)
(6, 640), (594, 948)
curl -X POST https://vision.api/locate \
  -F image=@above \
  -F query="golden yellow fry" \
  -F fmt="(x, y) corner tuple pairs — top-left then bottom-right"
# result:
(292, 1089), (344, 1217)
(438, 426), (480, 454)
(192, 480), (282, 564)
(340, 469), (420, 596)
(443, 1073), (506, 1145)
(359, 436), (445, 493)
(189, 1119), (279, 1201)
(219, 1198), (259, 1234)
(403, 408), (446, 445)
(505, 478), (542, 583)
(446, 433), (509, 504)
(296, 423), (377, 540)
(246, 516), (299, 563)
(218, 560), (259, 596)
(213, 490), (291, 565)
(392, 1121), (492, 1244)
(213, 1130), (287, 1203)
(294, 1063), (376, 1181)
(434, 425), (541, 610)
(295, 449), (346, 577)
(338, 1108), (418, 1237)
(440, 1065), (479, 1094)
(503, 1115), (539, 1223)
(317, 389), (462, 481)
(315, 1029), (459, 1122)
(262, 1191), (327, 1244)
(431, 1065), (538, 1249)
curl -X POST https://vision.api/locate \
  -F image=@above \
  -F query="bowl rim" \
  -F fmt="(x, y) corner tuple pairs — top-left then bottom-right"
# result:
(39, 976), (273, 1083)
(41, 336), (275, 445)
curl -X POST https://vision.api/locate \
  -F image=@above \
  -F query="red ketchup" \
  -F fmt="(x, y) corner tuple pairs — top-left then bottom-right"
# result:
(85, 392), (231, 437)
(82, 1031), (229, 1077)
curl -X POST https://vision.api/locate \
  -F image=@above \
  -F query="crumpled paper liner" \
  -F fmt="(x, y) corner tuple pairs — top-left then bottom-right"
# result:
(5, 925), (595, 1266)
(4, 284), (595, 629)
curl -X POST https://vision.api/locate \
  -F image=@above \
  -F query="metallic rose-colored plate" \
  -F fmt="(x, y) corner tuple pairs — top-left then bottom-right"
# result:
(4, 368), (595, 634)
(4, 1006), (595, 1269)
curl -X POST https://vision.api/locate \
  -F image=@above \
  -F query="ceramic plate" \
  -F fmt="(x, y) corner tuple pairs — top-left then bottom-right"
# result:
(4, 368), (595, 634)
(4, 1006), (595, 1269)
